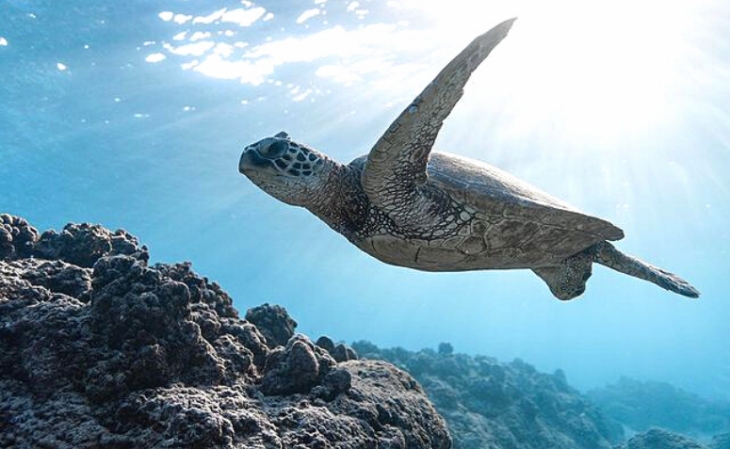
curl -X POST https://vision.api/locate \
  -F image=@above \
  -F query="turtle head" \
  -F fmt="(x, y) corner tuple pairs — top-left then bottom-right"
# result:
(239, 131), (333, 207)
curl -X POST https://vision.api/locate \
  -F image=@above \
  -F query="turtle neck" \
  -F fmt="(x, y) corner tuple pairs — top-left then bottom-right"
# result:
(307, 161), (370, 240)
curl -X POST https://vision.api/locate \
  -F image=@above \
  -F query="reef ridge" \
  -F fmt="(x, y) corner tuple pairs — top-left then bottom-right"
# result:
(352, 341), (624, 449)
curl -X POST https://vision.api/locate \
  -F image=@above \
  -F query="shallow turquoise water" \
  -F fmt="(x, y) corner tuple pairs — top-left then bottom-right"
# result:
(1, 0), (729, 399)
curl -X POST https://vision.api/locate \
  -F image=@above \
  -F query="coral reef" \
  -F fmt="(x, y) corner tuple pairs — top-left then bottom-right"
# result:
(614, 429), (707, 449)
(588, 377), (730, 439)
(352, 341), (624, 449)
(0, 214), (450, 449)
(245, 303), (297, 349)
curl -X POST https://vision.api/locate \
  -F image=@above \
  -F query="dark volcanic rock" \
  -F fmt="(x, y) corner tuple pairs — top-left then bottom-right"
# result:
(588, 377), (730, 439)
(332, 343), (358, 363)
(317, 335), (359, 363)
(353, 341), (624, 449)
(33, 221), (149, 268)
(0, 215), (450, 449)
(316, 335), (337, 352)
(245, 302), (297, 348)
(0, 214), (38, 259)
(615, 429), (707, 449)
(261, 335), (336, 395)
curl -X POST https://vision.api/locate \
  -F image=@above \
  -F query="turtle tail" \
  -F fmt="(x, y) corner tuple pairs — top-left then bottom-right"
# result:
(592, 242), (700, 298)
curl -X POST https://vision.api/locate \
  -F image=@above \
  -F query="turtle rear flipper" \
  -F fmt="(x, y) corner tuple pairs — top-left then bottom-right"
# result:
(533, 249), (594, 301)
(593, 242), (700, 298)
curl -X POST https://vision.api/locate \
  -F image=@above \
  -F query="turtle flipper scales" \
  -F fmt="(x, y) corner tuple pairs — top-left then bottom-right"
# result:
(362, 18), (516, 225)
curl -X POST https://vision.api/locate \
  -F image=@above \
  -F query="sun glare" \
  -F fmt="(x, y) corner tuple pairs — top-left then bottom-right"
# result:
(148, 0), (717, 152)
(405, 0), (700, 141)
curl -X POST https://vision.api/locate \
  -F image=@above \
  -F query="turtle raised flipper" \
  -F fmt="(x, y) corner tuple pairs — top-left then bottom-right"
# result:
(362, 18), (516, 225)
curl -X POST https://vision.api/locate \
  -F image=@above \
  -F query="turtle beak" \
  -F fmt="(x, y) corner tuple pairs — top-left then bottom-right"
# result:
(238, 150), (251, 174)
(239, 147), (272, 175)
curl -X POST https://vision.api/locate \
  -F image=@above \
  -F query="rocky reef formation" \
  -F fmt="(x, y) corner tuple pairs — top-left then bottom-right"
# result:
(0, 215), (450, 449)
(611, 429), (730, 449)
(588, 377), (730, 439)
(615, 429), (707, 449)
(352, 341), (624, 449)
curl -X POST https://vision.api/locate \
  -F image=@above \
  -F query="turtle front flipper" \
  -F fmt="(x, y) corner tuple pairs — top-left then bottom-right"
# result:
(361, 18), (516, 226)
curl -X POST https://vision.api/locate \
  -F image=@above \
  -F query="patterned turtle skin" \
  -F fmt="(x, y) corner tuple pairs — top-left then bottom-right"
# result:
(239, 18), (699, 300)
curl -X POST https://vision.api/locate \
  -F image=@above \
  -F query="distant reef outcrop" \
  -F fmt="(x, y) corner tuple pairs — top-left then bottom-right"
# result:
(0, 215), (450, 449)
(588, 377), (730, 439)
(352, 341), (624, 449)
(614, 429), (730, 449)
(712, 433), (730, 449)
(352, 341), (730, 449)
(615, 429), (707, 449)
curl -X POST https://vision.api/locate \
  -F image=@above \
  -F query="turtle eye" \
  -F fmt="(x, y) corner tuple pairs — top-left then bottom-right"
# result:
(260, 141), (288, 159)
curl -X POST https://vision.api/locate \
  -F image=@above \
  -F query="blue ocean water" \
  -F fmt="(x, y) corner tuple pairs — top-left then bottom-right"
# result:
(1, 0), (728, 400)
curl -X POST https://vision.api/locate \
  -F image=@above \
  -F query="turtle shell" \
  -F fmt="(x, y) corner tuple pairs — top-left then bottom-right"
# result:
(426, 152), (624, 263)
(350, 152), (624, 269)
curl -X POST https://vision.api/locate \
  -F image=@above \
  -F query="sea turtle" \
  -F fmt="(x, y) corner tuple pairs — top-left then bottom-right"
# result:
(238, 18), (699, 300)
